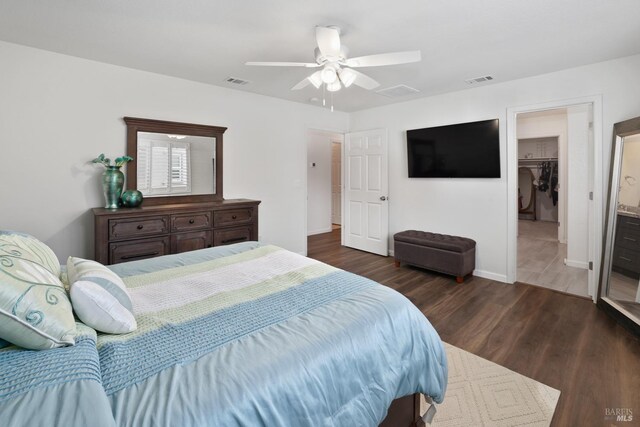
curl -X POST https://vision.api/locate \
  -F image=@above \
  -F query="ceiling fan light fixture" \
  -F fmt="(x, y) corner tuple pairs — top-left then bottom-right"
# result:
(326, 81), (341, 92)
(338, 68), (357, 88)
(321, 67), (338, 84)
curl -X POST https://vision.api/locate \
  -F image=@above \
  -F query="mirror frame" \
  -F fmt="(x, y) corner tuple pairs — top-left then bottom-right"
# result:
(124, 117), (226, 205)
(597, 115), (640, 336)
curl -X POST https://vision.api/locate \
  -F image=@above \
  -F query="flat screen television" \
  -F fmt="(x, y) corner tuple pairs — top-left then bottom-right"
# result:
(407, 119), (500, 178)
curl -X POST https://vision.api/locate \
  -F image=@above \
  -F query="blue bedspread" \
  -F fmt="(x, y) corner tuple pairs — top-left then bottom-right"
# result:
(0, 324), (115, 427)
(1, 242), (447, 426)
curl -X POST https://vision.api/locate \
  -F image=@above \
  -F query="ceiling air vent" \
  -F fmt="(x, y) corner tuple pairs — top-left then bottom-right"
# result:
(376, 85), (420, 98)
(225, 77), (251, 85)
(464, 75), (494, 85)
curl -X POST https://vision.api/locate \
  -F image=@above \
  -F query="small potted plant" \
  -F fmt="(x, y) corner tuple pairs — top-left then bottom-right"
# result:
(92, 154), (133, 209)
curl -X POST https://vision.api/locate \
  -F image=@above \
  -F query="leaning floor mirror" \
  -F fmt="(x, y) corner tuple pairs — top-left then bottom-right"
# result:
(598, 115), (640, 335)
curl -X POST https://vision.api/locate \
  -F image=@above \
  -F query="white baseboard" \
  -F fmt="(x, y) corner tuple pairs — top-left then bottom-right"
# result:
(307, 227), (333, 236)
(564, 259), (589, 269)
(388, 249), (395, 257)
(473, 269), (509, 284)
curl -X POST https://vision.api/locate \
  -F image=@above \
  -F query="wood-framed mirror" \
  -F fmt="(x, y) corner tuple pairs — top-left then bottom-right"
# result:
(124, 117), (226, 205)
(597, 115), (640, 336)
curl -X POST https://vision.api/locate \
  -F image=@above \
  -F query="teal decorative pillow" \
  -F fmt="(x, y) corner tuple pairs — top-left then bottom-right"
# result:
(0, 231), (75, 349)
(67, 257), (137, 334)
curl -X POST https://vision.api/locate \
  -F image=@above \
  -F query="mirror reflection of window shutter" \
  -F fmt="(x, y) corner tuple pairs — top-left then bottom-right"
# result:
(137, 141), (151, 194)
(137, 138), (191, 197)
(150, 144), (169, 191)
(170, 142), (191, 193)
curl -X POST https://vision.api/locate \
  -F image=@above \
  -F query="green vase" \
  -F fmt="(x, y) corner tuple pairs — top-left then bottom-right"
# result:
(121, 189), (143, 208)
(102, 166), (125, 209)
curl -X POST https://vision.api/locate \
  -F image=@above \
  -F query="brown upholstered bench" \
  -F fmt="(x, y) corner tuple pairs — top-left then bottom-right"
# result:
(393, 230), (476, 283)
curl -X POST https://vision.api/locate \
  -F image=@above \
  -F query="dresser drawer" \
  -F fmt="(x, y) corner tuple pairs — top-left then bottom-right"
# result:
(109, 237), (170, 264)
(612, 246), (640, 274)
(171, 231), (213, 254)
(214, 226), (252, 246)
(616, 229), (640, 251)
(619, 215), (640, 230)
(213, 208), (253, 227)
(109, 216), (169, 240)
(171, 211), (212, 232)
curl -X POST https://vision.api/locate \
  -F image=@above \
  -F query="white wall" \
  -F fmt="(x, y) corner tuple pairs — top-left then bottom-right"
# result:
(0, 41), (349, 261)
(350, 54), (640, 282)
(307, 130), (342, 235)
(566, 105), (591, 268)
(189, 137), (215, 195)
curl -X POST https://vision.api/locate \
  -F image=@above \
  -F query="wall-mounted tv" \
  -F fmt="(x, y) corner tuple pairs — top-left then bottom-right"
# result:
(407, 119), (500, 178)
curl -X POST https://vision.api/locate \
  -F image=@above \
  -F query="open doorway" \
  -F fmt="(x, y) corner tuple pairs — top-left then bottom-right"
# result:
(307, 130), (344, 236)
(515, 105), (593, 297)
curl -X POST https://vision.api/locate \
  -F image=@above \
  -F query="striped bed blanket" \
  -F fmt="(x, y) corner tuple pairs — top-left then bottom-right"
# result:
(2, 242), (448, 427)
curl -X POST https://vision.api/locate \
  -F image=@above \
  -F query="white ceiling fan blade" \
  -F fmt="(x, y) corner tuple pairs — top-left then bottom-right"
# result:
(291, 78), (311, 91)
(291, 70), (323, 90)
(349, 69), (380, 90)
(246, 61), (320, 68)
(346, 51), (421, 68)
(316, 26), (341, 58)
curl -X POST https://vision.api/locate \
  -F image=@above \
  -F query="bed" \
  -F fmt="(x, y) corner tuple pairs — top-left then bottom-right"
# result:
(1, 241), (447, 426)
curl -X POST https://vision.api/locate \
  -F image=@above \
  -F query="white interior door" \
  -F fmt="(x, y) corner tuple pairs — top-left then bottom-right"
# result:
(587, 105), (596, 299)
(344, 129), (389, 256)
(331, 142), (342, 225)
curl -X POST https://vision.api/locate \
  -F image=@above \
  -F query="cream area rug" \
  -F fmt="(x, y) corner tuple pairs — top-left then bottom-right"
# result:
(422, 343), (561, 426)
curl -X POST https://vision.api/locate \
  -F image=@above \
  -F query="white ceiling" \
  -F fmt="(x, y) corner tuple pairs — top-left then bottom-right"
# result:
(1, 0), (639, 112)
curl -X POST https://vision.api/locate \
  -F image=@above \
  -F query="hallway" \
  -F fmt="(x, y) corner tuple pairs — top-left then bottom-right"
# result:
(517, 220), (589, 297)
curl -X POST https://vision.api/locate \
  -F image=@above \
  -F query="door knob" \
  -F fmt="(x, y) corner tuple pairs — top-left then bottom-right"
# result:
(380, 196), (387, 201)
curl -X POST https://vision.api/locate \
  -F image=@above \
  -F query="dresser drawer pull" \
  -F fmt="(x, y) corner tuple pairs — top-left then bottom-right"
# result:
(619, 256), (632, 262)
(623, 236), (637, 242)
(137, 225), (144, 230)
(222, 237), (247, 244)
(232, 215), (237, 220)
(121, 251), (159, 260)
(189, 219), (195, 224)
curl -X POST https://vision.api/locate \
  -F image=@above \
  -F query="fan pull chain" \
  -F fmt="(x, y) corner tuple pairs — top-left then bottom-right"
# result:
(331, 92), (334, 112)
(322, 85), (326, 106)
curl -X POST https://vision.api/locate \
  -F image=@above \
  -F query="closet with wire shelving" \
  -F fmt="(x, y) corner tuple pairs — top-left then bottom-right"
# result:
(518, 137), (559, 223)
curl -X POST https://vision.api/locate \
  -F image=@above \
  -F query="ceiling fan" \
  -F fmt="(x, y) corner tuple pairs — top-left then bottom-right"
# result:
(246, 26), (421, 93)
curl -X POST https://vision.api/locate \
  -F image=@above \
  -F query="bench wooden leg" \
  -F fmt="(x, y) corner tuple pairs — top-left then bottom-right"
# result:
(456, 276), (464, 283)
(394, 260), (400, 268)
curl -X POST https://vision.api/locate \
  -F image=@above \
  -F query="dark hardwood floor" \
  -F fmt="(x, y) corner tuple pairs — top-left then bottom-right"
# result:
(308, 230), (640, 427)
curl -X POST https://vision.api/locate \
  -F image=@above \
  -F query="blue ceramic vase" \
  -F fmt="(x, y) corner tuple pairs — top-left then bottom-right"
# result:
(102, 166), (124, 209)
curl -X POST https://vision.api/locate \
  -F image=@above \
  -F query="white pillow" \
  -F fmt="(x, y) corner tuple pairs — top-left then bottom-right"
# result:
(67, 257), (137, 334)
(70, 281), (137, 334)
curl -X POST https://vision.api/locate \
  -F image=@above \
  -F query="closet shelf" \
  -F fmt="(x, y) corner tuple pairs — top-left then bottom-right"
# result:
(518, 157), (558, 163)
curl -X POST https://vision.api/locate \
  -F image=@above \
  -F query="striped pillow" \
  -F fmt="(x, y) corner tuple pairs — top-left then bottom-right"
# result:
(67, 257), (137, 334)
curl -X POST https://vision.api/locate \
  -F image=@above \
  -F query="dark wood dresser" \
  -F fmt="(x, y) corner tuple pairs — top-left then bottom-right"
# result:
(93, 199), (260, 265)
(612, 213), (640, 279)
